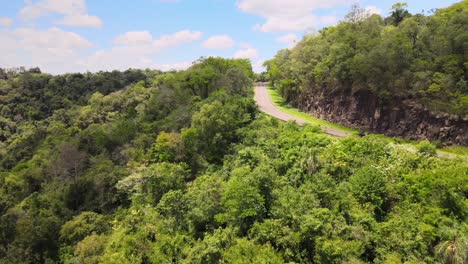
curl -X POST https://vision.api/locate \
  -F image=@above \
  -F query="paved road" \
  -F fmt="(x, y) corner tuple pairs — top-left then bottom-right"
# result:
(254, 85), (468, 160)
(254, 85), (351, 137)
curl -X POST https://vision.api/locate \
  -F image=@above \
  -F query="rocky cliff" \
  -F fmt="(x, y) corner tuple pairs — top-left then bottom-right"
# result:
(293, 87), (468, 145)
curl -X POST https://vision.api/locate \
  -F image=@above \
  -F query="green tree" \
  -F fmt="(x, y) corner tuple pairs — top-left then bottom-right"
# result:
(59, 212), (110, 246)
(436, 235), (468, 264)
(223, 238), (284, 264)
(149, 131), (185, 163)
(389, 2), (411, 25)
(117, 162), (189, 205)
(349, 166), (387, 211)
(216, 173), (265, 234)
(186, 175), (224, 235)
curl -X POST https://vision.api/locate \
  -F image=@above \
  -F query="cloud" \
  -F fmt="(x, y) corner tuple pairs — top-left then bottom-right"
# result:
(0, 25), (202, 73)
(253, 15), (337, 33)
(57, 14), (102, 28)
(81, 30), (203, 72)
(19, 0), (85, 19)
(276, 33), (299, 49)
(0, 27), (92, 73)
(0, 17), (13, 27)
(237, 0), (346, 32)
(234, 47), (258, 60)
(232, 45), (263, 73)
(80, 49), (194, 72)
(252, 60), (265, 73)
(365, 6), (382, 15)
(19, 0), (102, 28)
(79, 47), (156, 72)
(114, 31), (154, 46)
(155, 61), (193, 71)
(15, 27), (92, 49)
(202, 35), (235, 50)
(154, 30), (203, 49)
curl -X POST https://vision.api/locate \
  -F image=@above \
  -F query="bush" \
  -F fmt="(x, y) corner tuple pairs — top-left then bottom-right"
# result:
(417, 140), (437, 157)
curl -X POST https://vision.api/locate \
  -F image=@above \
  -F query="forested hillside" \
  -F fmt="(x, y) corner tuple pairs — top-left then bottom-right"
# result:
(0, 57), (467, 263)
(265, 1), (468, 145)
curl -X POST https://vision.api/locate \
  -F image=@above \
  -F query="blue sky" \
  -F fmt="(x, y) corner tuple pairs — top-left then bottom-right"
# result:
(0, 0), (461, 73)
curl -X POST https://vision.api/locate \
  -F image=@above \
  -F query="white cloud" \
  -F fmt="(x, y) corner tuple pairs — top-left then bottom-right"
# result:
(202, 35), (235, 50)
(19, 0), (102, 28)
(0, 27), (92, 73)
(80, 48), (194, 72)
(276, 33), (299, 49)
(232, 44), (264, 73)
(81, 30), (203, 72)
(252, 59), (265, 73)
(57, 14), (102, 28)
(115, 31), (154, 46)
(0, 17), (13, 27)
(19, 0), (86, 19)
(79, 47), (155, 72)
(234, 47), (258, 60)
(154, 30), (203, 49)
(114, 30), (201, 49)
(365, 6), (382, 15)
(0, 25), (202, 73)
(237, 0), (346, 32)
(155, 61), (193, 71)
(253, 15), (337, 33)
(15, 27), (92, 49)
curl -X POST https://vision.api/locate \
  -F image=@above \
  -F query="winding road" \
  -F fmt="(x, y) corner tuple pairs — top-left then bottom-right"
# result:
(254, 84), (351, 138)
(254, 84), (467, 160)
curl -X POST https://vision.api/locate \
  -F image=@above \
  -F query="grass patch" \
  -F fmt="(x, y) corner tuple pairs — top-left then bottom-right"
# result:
(370, 133), (419, 146)
(264, 86), (468, 159)
(266, 86), (357, 134)
(440, 145), (468, 156)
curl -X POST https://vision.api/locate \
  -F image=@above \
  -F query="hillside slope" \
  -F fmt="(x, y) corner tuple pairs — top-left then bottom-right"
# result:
(265, 1), (468, 145)
(0, 58), (467, 263)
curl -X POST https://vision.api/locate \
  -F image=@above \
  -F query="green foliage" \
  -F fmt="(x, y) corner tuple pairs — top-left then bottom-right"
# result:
(183, 93), (255, 164)
(222, 238), (283, 263)
(185, 175), (224, 234)
(266, 1), (468, 115)
(349, 166), (387, 210)
(417, 140), (437, 157)
(59, 212), (110, 245)
(72, 233), (108, 264)
(0, 51), (467, 264)
(183, 227), (237, 263)
(149, 131), (185, 163)
(388, 2), (412, 26)
(216, 169), (266, 233)
(435, 231), (468, 264)
(117, 162), (189, 205)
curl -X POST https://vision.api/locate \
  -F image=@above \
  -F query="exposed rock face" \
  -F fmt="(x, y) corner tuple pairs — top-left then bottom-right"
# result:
(293, 87), (468, 145)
